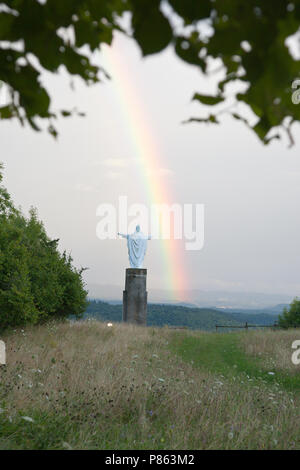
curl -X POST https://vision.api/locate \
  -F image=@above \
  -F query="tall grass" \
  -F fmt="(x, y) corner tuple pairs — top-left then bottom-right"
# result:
(240, 329), (300, 374)
(0, 320), (299, 449)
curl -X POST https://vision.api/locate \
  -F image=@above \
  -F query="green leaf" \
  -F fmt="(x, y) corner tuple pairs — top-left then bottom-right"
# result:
(252, 116), (271, 142)
(74, 17), (113, 51)
(131, 0), (172, 55)
(192, 93), (224, 106)
(183, 114), (219, 125)
(27, 117), (41, 132)
(48, 124), (58, 138)
(0, 105), (14, 119)
(61, 110), (72, 117)
(168, 0), (211, 24)
(231, 113), (250, 127)
(0, 13), (15, 41)
(175, 36), (206, 70)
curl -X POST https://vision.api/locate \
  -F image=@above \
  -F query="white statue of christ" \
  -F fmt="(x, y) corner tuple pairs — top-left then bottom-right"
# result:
(118, 225), (151, 268)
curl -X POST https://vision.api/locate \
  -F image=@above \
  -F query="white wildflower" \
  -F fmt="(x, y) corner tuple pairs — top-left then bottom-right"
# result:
(62, 442), (73, 450)
(22, 416), (34, 423)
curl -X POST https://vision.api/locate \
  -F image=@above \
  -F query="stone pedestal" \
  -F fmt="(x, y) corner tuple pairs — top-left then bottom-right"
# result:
(123, 268), (147, 325)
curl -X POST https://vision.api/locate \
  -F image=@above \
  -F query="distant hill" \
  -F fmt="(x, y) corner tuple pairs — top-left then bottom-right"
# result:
(83, 300), (279, 331)
(87, 283), (293, 309)
(215, 304), (288, 315)
(261, 304), (289, 314)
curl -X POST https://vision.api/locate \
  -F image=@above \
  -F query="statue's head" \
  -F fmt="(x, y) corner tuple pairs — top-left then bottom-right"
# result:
(136, 225), (140, 232)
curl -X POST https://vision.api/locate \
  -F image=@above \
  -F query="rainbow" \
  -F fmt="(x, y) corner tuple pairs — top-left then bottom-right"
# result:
(102, 41), (187, 300)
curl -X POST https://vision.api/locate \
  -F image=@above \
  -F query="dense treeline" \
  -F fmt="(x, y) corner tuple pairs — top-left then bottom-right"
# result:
(84, 300), (279, 331)
(0, 164), (87, 330)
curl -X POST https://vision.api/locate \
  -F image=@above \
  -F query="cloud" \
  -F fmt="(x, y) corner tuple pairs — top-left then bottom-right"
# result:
(75, 183), (99, 193)
(91, 159), (173, 178)
(204, 279), (245, 290)
(143, 166), (174, 177)
(93, 158), (130, 168)
(158, 167), (174, 176)
(104, 171), (123, 180)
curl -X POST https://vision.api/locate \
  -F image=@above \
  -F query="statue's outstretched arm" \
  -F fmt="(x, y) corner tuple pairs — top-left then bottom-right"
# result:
(118, 232), (128, 239)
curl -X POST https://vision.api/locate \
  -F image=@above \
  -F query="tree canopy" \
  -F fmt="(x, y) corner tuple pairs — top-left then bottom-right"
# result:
(0, 163), (87, 329)
(0, 0), (300, 144)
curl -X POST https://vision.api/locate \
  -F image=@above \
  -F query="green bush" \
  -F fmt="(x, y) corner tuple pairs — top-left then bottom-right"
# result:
(278, 298), (300, 329)
(0, 164), (87, 329)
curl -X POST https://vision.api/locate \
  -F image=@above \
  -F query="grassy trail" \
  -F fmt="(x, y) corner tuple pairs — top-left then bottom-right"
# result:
(169, 331), (300, 392)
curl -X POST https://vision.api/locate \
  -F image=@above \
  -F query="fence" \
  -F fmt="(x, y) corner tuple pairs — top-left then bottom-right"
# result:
(167, 325), (188, 330)
(215, 321), (279, 332)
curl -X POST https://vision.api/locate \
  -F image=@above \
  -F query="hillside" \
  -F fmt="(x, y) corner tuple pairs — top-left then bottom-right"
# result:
(84, 300), (279, 330)
(0, 320), (299, 449)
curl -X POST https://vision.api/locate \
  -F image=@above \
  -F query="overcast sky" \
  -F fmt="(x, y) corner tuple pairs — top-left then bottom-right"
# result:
(1, 31), (300, 299)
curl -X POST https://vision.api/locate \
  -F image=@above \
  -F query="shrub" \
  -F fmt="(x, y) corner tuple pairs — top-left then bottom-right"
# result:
(278, 298), (300, 329)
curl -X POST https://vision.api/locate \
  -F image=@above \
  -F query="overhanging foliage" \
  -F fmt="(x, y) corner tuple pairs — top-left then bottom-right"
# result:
(0, 0), (300, 145)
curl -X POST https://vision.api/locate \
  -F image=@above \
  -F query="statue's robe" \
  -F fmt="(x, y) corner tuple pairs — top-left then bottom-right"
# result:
(127, 231), (148, 268)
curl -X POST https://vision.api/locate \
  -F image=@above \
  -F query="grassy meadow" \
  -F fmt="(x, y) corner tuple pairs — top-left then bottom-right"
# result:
(0, 320), (299, 450)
